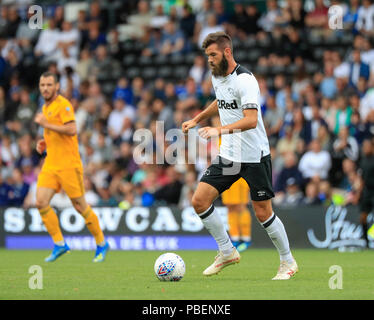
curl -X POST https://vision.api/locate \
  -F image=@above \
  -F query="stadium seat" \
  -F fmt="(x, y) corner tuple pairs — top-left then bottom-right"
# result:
(121, 40), (137, 53)
(125, 66), (141, 79)
(141, 66), (158, 80)
(257, 36), (271, 48)
(101, 81), (117, 96)
(122, 54), (137, 67)
(313, 47), (325, 60)
(324, 33), (340, 46)
(184, 52), (197, 65)
(154, 54), (169, 66)
(286, 63), (299, 75)
(307, 32), (323, 46)
(248, 49), (261, 62)
(305, 61), (319, 74)
(158, 66), (173, 78)
(244, 37), (257, 49)
(170, 54), (185, 65)
(235, 49), (248, 63)
(138, 55), (153, 66)
(173, 65), (189, 79)
(253, 65), (268, 75)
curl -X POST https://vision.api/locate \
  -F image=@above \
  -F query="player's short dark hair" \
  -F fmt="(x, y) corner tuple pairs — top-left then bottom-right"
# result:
(40, 71), (59, 83)
(202, 31), (233, 52)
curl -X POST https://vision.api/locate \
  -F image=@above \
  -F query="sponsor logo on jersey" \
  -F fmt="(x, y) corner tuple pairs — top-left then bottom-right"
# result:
(217, 99), (239, 110)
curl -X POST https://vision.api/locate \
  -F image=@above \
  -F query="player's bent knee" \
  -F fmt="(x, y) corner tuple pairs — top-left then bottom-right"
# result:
(252, 200), (272, 222)
(191, 194), (210, 214)
(35, 199), (49, 211)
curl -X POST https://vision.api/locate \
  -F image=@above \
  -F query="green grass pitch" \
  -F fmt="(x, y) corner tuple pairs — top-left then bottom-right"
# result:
(0, 248), (373, 300)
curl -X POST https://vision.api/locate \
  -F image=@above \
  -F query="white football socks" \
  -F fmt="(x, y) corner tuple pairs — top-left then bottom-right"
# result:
(262, 212), (293, 264)
(199, 205), (234, 256)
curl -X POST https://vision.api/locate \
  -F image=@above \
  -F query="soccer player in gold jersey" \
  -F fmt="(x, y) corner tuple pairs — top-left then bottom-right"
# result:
(34, 72), (109, 262)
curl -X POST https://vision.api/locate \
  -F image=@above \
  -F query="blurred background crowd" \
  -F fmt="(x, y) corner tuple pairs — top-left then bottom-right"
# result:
(0, 0), (374, 210)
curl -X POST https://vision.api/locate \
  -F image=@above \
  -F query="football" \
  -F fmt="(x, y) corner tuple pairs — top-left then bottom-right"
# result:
(154, 252), (186, 281)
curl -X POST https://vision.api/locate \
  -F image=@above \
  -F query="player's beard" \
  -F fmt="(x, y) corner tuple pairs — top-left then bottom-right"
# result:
(43, 90), (56, 103)
(211, 55), (229, 77)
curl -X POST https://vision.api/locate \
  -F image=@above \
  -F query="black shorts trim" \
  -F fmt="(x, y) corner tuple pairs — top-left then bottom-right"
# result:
(200, 155), (275, 201)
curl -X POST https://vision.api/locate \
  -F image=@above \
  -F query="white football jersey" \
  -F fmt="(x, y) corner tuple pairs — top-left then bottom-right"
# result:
(212, 64), (270, 163)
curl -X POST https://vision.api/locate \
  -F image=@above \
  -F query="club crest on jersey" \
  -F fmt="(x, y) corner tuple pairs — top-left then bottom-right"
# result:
(217, 99), (238, 110)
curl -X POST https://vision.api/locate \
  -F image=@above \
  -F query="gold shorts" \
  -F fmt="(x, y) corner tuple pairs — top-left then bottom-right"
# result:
(37, 167), (85, 199)
(221, 178), (249, 205)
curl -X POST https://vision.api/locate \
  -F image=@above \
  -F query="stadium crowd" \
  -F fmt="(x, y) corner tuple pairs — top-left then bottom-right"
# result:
(0, 0), (374, 210)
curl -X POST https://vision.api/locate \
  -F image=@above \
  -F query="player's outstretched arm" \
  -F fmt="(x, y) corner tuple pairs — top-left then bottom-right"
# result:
(34, 113), (77, 136)
(182, 99), (218, 133)
(198, 109), (258, 139)
(219, 109), (258, 134)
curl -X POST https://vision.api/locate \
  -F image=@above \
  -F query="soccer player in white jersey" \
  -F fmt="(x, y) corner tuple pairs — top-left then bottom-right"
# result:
(182, 32), (298, 280)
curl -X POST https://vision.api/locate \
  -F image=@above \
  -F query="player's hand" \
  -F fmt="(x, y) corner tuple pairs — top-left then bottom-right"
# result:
(34, 113), (48, 127)
(36, 139), (46, 154)
(182, 119), (198, 134)
(198, 127), (221, 139)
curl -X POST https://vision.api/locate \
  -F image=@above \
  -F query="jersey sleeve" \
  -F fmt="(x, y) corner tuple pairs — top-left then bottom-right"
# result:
(59, 103), (75, 124)
(236, 73), (260, 110)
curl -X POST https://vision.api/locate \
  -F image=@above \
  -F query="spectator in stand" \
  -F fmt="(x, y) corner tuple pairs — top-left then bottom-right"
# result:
(107, 97), (136, 145)
(142, 27), (163, 57)
(228, 2), (250, 40)
(0, 171), (12, 207)
(264, 95), (284, 146)
(212, 0), (229, 25)
(361, 37), (374, 79)
(113, 77), (133, 106)
(274, 151), (303, 204)
(302, 181), (321, 205)
(279, 177), (304, 206)
(150, 4), (169, 30)
(332, 126), (360, 162)
(320, 62), (337, 99)
(86, 23), (107, 53)
(153, 166), (183, 205)
(152, 98), (174, 132)
(188, 54), (209, 86)
(3, 6), (21, 39)
(56, 20), (80, 59)
(349, 49), (370, 89)
(258, 0), (281, 33)
(87, 1), (108, 33)
(126, 0), (153, 40)
(333, 95), (353, 135)
(75, 48), (94, 82)
(180, 4), (196, 41)
(287, 0), (306, 30)
(344, 0), (360, 30)
(88, 44), (121, 81)
(178, 170), (197, 208)
(160, 20), (187, 56)
(298, 139), (332, 183)
(276, 124), (300, 156)
(355, 0), (374, 37)
(197, 13), (224, 48)
(244, 4), (261, 36)
(360, 87), (374, 122)
(292, 107), (312, 147)
(305, 0), (329, 32)
(7, 87), (37, 134)
(8, 167), (29, 206)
